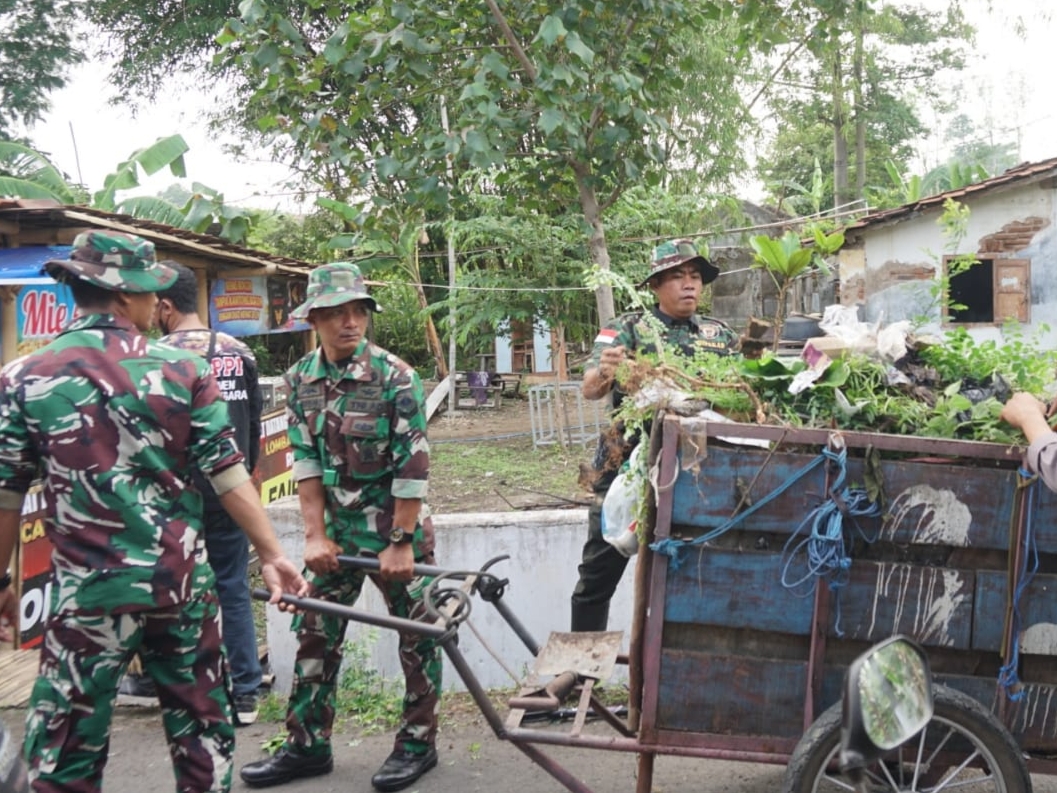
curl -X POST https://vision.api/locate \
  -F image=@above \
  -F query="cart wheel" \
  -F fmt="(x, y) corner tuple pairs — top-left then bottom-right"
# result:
(782, 684), (1030, 793)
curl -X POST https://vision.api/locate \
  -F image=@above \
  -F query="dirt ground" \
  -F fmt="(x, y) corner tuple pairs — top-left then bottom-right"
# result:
(427, 397), (537, 442)
(426, 395), (598, 515)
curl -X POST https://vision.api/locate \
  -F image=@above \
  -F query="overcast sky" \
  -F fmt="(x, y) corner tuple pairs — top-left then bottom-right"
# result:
(24, 1), (1057, 213)
(28, 65), (304, 213)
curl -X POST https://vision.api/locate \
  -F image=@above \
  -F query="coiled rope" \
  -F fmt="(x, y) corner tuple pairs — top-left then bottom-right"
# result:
(778, 446), (882, 636)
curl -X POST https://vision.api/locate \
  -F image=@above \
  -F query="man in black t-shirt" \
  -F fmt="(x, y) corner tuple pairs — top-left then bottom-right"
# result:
(119, 261), (265, 726)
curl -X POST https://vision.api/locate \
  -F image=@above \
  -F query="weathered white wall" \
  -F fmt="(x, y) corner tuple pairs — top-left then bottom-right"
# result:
(263, 499), (635, 694)
(851, 184), (1057, 345)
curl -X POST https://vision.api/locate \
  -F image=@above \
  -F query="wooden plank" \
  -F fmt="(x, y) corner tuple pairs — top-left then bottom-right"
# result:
(832, 562), (975, 648)
(974, 571), (1057, 654)
(425, 375), (451, 421)
(655, 650), (809, 739)
(0, 649), (39, 707)
(662, 550), (814, 635)
(669, 443), (1022, 552)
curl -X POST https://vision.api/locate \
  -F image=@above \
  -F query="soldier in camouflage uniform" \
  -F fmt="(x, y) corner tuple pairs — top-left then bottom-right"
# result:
(571, 239), (740, 632)
(240, 262), (439, 793)
(112, 261), (267, 725)
(0, 231), (307, 793)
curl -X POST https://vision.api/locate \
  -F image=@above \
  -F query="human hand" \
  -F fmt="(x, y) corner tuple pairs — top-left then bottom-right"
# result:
(259, 556), (310, 612)
(1000, 392), (1047, 429)
(378, 543), (415, 582)
(303, 536), (343, 576)
(0, 588), (16, 644)
(1000, 391), (1054, 445)
(596, 345), (628, 382)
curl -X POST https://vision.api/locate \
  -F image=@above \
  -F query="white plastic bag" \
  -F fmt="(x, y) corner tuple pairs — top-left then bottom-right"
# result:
(601, 445), (646, 557)
(818, 304), (876, 346)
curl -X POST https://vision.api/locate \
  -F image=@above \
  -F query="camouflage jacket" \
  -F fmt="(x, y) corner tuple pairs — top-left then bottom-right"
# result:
(161, 329), (263, 513)
(284, 339), (431, 555)
(0, 313), (245, 614)
(588, 305), (740, 412)
(587, 306), (739, 488)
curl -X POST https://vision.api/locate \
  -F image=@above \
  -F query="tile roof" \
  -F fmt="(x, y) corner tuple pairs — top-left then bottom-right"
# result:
(844, 156), (1057, 236)
(0, 199), (317, 275)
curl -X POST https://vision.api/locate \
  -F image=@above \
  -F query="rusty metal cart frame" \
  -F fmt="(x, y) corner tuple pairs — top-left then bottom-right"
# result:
(260, 414), (1057, 793)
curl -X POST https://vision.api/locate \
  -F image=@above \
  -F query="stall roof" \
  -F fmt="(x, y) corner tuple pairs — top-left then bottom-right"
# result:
(0, 246), (68, 285)
(0, 199), (317, 276)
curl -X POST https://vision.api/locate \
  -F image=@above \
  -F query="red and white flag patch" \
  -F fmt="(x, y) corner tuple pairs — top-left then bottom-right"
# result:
(594, 328), (619, 345)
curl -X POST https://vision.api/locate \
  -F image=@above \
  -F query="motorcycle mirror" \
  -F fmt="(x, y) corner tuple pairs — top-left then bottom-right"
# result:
(839, 635), (934, 780)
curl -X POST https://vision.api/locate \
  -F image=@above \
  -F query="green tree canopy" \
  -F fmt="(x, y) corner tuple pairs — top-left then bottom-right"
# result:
(755, 1), (973, 213)
(0, 0), (84, 136)
(216, 0), (755, 325)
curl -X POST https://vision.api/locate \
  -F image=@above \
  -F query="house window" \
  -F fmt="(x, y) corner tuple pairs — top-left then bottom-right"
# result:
(943, 256), (1029, 324)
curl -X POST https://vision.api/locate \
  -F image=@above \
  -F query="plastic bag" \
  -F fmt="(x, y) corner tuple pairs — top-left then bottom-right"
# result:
(818, 304), (876, 346)
(601, 445), (646, 557)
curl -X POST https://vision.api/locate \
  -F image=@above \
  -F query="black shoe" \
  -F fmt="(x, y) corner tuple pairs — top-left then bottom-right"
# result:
(233, 692), (259, 726)
(371, 747), (438, 792)
(240, 745), (333, 788)
(116, 673), (157, 706)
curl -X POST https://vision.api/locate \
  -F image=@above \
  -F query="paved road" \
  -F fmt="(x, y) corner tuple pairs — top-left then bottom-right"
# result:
(7, 704), (1057, 793)
(2, 704), (787, 793)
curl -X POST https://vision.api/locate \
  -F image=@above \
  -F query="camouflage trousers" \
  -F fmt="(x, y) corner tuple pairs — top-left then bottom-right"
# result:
(23, 591), (233, 793)
(284, 554), (441, 757)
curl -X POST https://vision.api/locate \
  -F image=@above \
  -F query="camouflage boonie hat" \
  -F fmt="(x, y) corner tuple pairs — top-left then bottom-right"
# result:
(290, 262), (382, 320)
(43, 230), (177, 293)
(638, 239), (720, 288)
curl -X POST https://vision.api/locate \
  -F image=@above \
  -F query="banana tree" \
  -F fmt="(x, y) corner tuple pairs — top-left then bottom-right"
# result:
(1, 136), (257, 244)
(750, 227), (844, 351)
(0, 140), (86, 203)
(92, 135), (190, 210)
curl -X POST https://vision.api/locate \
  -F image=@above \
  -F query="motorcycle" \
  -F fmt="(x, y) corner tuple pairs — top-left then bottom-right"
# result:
(784, 635), (1031, 793)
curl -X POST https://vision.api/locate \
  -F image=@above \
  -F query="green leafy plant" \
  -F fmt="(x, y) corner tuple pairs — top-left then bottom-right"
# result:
(749, 228), (843, 351)
(914, 198), (976, 328)
(335, 636), (403, 732)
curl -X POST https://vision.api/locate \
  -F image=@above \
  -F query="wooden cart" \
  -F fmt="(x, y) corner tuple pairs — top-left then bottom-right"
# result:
(268, 413), (1057, 792)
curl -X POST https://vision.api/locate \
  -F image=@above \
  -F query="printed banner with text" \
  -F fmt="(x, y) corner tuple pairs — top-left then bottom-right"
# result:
(209, 276), (309, 336)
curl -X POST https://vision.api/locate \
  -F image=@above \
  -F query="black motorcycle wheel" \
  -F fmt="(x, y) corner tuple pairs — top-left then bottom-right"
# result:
(782, 684), (1031, 793)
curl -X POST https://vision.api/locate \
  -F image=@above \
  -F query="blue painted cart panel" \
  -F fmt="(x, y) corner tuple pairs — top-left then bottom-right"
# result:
(643, 416), (1057, 755)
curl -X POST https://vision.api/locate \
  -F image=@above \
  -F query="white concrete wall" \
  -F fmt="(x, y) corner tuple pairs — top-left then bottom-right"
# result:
(858, 184), (1057, 345)
(264, 499), (635, 694)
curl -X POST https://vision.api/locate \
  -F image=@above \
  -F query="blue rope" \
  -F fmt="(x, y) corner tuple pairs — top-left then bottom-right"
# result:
(777, 446), (882, 636)
(998, 469), (1040, 702)
(652, 444), (882, 637)
(650, 450), (829, 568)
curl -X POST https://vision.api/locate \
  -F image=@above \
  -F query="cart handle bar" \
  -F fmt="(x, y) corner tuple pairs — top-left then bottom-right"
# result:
(250, 588), (449, 639)
(336, 554), (450, 578)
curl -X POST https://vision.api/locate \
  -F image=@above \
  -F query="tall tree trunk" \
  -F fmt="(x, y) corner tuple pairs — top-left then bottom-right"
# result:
(852, 18), (866, 200)
(414, 285), (447, 378)
(831, 50), (850, 213)
(571, 160), (616, 326)
(412, 244), (447, 378)
(547, 320), (570, 447)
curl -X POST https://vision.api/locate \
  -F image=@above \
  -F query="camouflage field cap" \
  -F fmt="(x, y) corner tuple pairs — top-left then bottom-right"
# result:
(638, 238), (720, 288)
(290, 262), (382, 320)
(43, 230), (177, 293)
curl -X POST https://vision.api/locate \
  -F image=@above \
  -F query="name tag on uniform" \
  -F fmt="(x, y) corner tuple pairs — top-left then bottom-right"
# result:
(346, 399), (388, 415)
(298, 383), (325, 411)
(342, 415), (381, 437)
